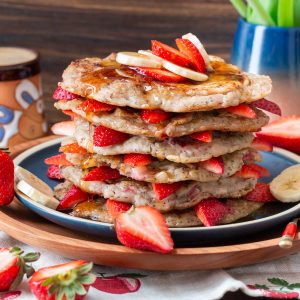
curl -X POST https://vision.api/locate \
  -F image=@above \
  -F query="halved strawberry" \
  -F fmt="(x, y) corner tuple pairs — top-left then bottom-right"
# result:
(62, 110), (78, 119)
(52, 87), (78, 100)
(152, 182), (183, 200)
(51, 121), (75, 137)
(115, 206), (174, 253)
(247, 164), (270, 177)
(93, 125), (129, 147)
(151, 40), (192, 68)
(29, 260), (95, 300)
(77, 99), (115, 113)
(82, 166), (120, 181)
(123, 153), (153, 166)
(59, 143), (87, 154)
(251, 98), (282, 116)
(47, 165), (64, 180)
(133, 67), (185, 83)
(251, 137), (273, 152)
(194, 198), (228, 227)
(256, 116), (300, 153)
(44, 154), (73, 166)
(176, 38), (206, 73)
(140, 109), (171, 124)
(57, 185), (90, 210)
(235, 165), (260, 178)
(191, 131), (212, 143)
(244, 183), (276, 202)
(201, 157), (224, 175)
(106, 199), (131, 219)
(225, 104), (256, 119)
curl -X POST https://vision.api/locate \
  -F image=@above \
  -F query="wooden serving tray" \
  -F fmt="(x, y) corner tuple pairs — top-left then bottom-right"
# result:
(0, 136), (299, 271)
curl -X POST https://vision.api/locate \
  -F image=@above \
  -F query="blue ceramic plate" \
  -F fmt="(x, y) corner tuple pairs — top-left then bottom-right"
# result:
(14, 138), (300, 246)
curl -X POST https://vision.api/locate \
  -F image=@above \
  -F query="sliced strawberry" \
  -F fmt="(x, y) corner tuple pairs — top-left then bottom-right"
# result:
(235, 165), (260, 178)
(57, 185), (90, 210)
(176, 38), (206, 73)
(191, 131), (212, 143)
(256, 116), (300, 153)
(115, 206), (174, 253)
(194, 198), (228, 227)
(251, 137), (273, 152)
(52, 86), (78, 100)
(225, 104), (256, 119)
(59, 142), (87, 154)
(106, 199), (131, 219)
(152, 182), (183, 200)
(44, 154), (72, 166)
(29, 260), (95, 300)
(201, 157), (224, 175)
(151, 40), (192, 68)
(251, 98), (282, 116)
(51, 121), (75, 137)
(47, 165), (64, 180)
(140, 109), (171, 124)
(77, 99), (115, 113)
(62, 110), (78, 119)
(93, 125), (129, 147)
(123, 153), (153, 166)
(247, 164), (270, 177)
(82, 166), (120, 181)
(133, 67), (185, 83)
(244, 183), (276, 202)
(0, 151), (14, 206)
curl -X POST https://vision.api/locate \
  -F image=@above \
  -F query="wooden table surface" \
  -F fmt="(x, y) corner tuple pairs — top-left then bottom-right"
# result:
(0, 0), (239, 125)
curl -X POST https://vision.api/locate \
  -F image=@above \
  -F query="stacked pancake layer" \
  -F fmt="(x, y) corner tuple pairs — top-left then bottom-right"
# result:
(53, 54), (272, 227)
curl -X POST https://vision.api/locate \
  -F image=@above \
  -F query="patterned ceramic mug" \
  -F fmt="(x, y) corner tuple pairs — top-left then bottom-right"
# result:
(0, 47), (47, 148)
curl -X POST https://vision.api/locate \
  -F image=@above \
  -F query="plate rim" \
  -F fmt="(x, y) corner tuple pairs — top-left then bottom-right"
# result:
(13, 136), (300, 232)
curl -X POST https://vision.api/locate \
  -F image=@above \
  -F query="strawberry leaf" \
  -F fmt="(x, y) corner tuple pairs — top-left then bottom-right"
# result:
(288, 283), (300, 290)
(268, 278), (289, 287)
(116, 273), (147, 278)
(23, 252), (40, 263)
(254, 284), (269, 290)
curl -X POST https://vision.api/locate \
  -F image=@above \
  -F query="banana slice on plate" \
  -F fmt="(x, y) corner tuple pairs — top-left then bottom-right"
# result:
(116, 52), (162, 68)
(15, 166), (59, 209)
(270, 164), (300, 203)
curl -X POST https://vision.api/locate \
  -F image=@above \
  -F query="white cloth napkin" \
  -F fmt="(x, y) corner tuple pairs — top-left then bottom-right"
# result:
(1, 231), (300, 300)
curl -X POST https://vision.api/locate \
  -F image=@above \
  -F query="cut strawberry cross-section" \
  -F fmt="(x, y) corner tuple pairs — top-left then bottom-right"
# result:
(115, 206), (174, 253)
(82, 166), (121, 181)
(77, 99), (116, 113)
(244, 183), (276, 202)
(152, 182), (183, 200)
(47, 165), (64, 180)
(194, 197), (228, 227)
(93, 125), (130, 147)
(44, 154), (73, 166)
(191, 131), (212, 143)
(235, 164), (261, 178)
(176, 38), (206, 73)
(141, 109), (172, 124)
(256, 116), (300, 154)
(251, 98), (281, 116)
(133, 67), (185, 83)
(251, 137), (273, 152)
(59, 142), (87, 154)
(106, 199), (131, 219)
(124, 153), (153, 166)
(51, 121), (75, 137)
(52, 86), (78, 100)
(225, 104), (256, 119)
(62, 110), (78, 119)
(247, 164), (270, 177)
(201, 157), (224, 175)
(151, 40), (192, 68)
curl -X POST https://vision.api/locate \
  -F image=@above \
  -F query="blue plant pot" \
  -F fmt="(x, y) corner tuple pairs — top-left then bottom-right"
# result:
(231, 18), (300, 116)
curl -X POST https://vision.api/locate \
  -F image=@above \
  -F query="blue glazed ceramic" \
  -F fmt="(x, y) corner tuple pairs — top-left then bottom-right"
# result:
(14, 138), (300, 246)
(231, 18), (300, 116)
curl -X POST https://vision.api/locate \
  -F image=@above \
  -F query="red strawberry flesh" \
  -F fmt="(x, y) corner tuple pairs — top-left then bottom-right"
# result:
(225, 104), (256, 119)
(251, 98), (282, 116)
(93, 125), (129, 147)
(0, 249), (19, 291)
(0, 151), (14, 206)
(235, 165), (261, 178)
(244, 183), (276, 202)
(77, 99), (115, 113)
(191, 131), (212, 143)
(251, 137), (273, 152)
(141, 109), (171, 124)
(201, 157), (224, 175)
(106, 199), (131, 219)
(53, 87), (77, 100)
(152, 182), (183, 200)
(47, 165), (64, 180)
(82, 166), (120, 181)
(59, 142), (87, 154)
(44, 153), (73, 166)
(123, 153), (153, 166)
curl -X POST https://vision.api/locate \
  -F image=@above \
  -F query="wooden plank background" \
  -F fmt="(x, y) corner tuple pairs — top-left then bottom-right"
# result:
(0, 0), (239, 124)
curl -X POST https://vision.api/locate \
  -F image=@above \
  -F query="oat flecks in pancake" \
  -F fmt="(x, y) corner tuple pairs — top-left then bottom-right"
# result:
(55, 99), (269, 138)
(75, 118), (254, 164)
(61, 56), (272, 113)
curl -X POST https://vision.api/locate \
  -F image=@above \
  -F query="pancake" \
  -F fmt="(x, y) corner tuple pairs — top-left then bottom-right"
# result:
(75, 118), (254, 164)
(61, 54), (272, 113)
(60, 165), (257, 212)
(55, 99), (269, 138)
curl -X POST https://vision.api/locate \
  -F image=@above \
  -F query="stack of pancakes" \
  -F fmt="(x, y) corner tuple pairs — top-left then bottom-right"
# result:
(53, 53), (272, 227)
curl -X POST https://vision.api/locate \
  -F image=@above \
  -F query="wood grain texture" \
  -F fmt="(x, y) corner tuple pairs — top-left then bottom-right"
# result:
(0, 0), (239, 124)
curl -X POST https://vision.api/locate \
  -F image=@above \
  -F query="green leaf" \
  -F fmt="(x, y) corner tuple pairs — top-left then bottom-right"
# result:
(230, 0), (247, 18)
(77, 262), (93, 274)
(80, 274), (96, 285)
(247, 0), (276, 26)
(254, 284), (269, 290)
(288, 283), (300, 289)
(74, 283), (87, 296)
(23, 252), (40, 262)
(117, 273), (147, 278)
(24, 264), (35, 278)
(278, 0), (294, 27)
(294, 0), (300, 26)
(268, 278), (289, 287)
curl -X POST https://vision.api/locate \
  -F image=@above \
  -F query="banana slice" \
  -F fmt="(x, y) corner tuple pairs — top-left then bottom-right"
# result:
(162, 60), (208, 81)
(182, 33), (213, 71)
(137, 50), (163, 63)
(116, 52), (162, 68)
(270, 164), (300, 203)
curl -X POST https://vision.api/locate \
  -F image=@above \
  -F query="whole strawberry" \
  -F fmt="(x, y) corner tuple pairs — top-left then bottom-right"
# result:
(0, 247), (40, 292)
(0, 150), (14, 206)
(29, 260), (96, 300)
